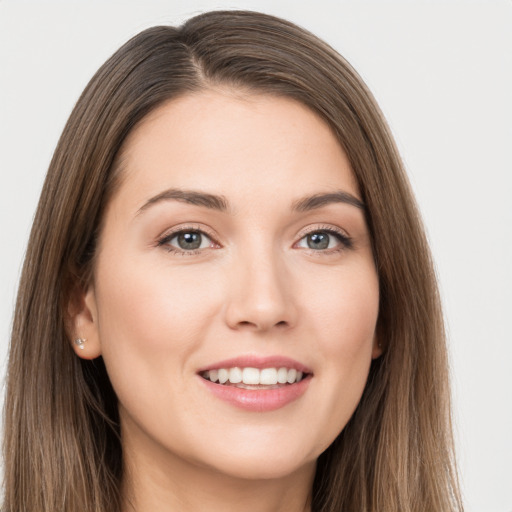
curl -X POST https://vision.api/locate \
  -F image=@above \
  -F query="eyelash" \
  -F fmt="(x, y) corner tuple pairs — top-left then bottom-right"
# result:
(156, 225), (353, 255)
(295, 225), (354, 253)
(157, 225), (218, 255)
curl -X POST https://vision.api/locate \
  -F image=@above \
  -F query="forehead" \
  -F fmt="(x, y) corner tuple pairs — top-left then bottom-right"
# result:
(113, 89), (360, 210)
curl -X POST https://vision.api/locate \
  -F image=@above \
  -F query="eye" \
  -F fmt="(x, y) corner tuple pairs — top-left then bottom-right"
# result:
(295, 229), (352, 251)
(159, 229), (215, 253)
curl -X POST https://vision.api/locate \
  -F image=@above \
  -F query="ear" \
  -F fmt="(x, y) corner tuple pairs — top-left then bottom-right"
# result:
(371, 335), (383, 359)
(67, 282), (102, 360)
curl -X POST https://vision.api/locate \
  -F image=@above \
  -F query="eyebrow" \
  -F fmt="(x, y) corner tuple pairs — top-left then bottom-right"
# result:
(292, 191), (365, 212)
(137, 188), (229, 215)
(136, 188), (364, 216)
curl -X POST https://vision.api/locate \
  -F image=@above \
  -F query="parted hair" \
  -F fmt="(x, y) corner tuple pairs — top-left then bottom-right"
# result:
(3, 10), (462, 512)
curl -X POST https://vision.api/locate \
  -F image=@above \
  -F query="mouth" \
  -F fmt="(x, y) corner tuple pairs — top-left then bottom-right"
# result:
(200, 366), (309, 389)
(197, 356), (313, 411)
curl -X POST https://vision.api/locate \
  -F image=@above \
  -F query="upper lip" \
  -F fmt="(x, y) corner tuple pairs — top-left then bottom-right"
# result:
(198, 355), (312, 374)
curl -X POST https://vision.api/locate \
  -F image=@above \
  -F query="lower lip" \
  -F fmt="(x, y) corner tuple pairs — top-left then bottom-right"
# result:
(199, 376), (311, 412)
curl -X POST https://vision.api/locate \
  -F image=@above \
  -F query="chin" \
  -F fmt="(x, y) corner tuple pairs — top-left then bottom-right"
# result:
(187, 432), (320, 481)
(202, 452), (316, 481)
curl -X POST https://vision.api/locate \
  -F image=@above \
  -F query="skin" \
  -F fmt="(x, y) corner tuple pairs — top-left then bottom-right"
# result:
(72, 90), (381, 512)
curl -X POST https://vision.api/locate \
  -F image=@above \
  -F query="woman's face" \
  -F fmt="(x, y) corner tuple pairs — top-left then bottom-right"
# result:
(76, 90), (380, 480)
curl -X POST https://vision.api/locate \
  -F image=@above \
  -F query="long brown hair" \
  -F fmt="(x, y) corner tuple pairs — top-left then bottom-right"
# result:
(3, 10), (462, 512)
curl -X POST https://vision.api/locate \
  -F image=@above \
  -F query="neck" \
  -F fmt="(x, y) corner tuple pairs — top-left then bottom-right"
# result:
(122, 454), (314, 512)
(120, 427), (315, 512)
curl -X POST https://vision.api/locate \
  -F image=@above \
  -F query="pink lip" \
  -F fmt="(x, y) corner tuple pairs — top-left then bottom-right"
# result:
(199, 375), (311, 412)
(197, 355), (313, 412)
(198, 355), (312, 374)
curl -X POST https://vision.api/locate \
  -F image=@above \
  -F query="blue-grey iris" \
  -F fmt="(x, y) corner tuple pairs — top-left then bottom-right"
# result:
(178, 232), (202, 250)
(307, 232), (329, 250)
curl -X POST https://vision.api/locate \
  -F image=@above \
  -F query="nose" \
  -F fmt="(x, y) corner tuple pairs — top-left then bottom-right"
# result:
(224, 247), (298, 332)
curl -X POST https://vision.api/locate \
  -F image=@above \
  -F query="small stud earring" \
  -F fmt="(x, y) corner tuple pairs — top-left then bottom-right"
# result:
(74, 338), (86, 350)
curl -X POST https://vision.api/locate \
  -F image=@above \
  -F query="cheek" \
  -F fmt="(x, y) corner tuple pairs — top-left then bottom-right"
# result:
(92, 255), (229, 447)
(92, 255), (223, 399)
(303, 262), (379, 352)
(96, 255), (218, 347)
(299, 263), (379, 450)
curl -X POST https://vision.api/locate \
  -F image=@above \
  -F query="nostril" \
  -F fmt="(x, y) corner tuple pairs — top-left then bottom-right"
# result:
(236, 320), (289, 330)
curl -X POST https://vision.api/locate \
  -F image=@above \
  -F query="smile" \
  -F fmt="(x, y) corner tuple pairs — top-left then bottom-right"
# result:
(201, 367), (307, 387)
(197, 356), (312, 411)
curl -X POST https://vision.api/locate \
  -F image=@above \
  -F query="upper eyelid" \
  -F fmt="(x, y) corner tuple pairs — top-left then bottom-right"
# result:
(158, 224), (219, 242)
(296, 224), (350, 239)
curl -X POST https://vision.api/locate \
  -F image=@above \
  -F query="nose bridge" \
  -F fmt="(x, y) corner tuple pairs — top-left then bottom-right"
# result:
(224, 237), (296, 331)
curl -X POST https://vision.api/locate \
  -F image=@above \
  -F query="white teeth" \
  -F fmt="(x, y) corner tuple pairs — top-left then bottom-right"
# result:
(218, 368), (229, 384)
(277, 367), (288, 384)
(260, 368), (278, 385)
(204, 366), (306, 385)
(287, 368), (297, 384)
(242, 367), (260, 385)
(229, 367), (242, 384)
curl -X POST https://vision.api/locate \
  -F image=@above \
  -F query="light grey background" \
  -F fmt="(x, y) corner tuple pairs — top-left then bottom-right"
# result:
(1, 1), (511, 511)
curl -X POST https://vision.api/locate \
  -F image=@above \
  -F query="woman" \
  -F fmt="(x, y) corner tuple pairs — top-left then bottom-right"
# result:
(3, 10), (463, 512)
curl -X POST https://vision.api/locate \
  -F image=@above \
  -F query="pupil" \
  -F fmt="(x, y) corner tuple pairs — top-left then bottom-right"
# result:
(308, 232), (329, 250)
(178, 232), (201, 250)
